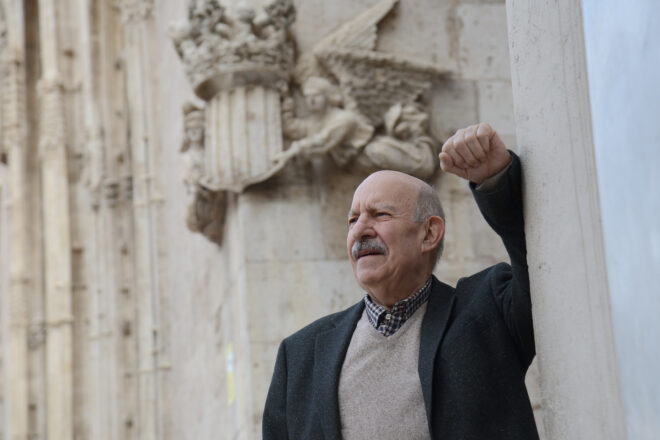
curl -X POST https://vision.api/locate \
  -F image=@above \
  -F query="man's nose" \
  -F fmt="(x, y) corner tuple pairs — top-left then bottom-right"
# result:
(351, 215), (376, 239)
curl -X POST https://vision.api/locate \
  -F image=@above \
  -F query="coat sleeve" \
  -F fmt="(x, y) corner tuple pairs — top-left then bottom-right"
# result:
(263, 341), (289, 440)
(470, 151), (535, 366)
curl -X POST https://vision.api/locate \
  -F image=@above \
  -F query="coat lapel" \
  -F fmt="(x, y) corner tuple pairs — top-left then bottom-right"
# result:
(312, 301), (364, 440)
(418, 277), (456, 426)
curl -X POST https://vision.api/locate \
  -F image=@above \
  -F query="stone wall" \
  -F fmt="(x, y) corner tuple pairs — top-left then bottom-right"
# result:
(0, 0), (543, 438)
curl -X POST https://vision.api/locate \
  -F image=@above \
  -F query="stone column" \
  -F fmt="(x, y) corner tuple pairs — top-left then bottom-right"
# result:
(505, 0), (626, 438)
(37, 0), (75, 437)
(75, 0), (119, 438)
(119, 1), (169, 438)
(2, 1), (30, 438)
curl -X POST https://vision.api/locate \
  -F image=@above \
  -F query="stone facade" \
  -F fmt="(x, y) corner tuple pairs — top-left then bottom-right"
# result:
(0, 0), (543, 439)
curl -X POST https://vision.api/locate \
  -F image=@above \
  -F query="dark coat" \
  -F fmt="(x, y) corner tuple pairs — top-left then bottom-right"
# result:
(263, 154), (539, 439)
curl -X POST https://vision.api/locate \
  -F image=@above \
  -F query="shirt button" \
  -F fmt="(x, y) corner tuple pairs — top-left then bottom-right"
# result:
(385, 314), (392, 320)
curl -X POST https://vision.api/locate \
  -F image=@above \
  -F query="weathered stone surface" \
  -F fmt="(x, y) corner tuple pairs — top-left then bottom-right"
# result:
(457, 4), (511, 80)
(428, 79), (479, 143)
(477, 79), (516, 146)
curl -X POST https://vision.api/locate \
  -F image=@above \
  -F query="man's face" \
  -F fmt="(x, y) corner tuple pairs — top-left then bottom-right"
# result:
(347, 172), (428, 293)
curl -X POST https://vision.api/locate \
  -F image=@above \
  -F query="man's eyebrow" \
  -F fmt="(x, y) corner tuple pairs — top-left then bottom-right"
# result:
(365, 203), (396, 213)
(347, 204), (396, 218)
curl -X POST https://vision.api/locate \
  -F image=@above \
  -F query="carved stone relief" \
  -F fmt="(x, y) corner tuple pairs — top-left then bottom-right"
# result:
(172, 0), (451, 245)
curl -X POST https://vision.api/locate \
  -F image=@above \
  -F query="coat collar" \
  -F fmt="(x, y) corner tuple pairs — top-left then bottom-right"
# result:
(419, 276), (456, 430)
(312, 300), (364, 440)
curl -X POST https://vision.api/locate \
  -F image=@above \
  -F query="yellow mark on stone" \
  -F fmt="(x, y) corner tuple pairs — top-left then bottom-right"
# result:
(226, 343), (236, 405)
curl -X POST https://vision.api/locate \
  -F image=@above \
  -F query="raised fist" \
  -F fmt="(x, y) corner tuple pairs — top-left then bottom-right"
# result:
(439, 123), (512, 184)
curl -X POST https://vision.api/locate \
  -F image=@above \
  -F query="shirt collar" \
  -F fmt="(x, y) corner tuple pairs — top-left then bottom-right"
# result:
(362, 277), (432, 336)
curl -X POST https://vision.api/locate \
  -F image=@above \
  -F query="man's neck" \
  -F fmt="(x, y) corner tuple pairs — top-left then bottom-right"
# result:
(367, 275), (432, 309)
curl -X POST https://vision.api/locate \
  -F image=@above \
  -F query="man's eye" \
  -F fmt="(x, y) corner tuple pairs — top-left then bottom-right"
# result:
(348, 217), (357, 225)
(376, 212), (390, 217)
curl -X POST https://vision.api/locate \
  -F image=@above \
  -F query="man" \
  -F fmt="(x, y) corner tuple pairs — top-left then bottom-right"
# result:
(263, 123), (539, 439)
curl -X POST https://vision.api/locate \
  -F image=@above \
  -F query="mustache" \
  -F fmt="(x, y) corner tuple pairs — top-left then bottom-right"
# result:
(351, 238), (387, 260)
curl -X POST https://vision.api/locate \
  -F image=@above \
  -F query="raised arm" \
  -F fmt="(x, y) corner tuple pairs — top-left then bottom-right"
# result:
(440, 123), (533, 365)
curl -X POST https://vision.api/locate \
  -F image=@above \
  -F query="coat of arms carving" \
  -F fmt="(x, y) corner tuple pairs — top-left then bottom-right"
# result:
(171, 0), (450, 245)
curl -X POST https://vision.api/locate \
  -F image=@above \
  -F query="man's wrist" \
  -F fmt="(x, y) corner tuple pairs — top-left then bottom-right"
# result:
(475, 157), (512, 192)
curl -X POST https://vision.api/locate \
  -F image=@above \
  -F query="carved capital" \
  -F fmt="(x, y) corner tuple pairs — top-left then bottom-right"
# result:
(171, 0), (295, 100)
(37, 77), (67, 156)
(118, 0), (154, 24)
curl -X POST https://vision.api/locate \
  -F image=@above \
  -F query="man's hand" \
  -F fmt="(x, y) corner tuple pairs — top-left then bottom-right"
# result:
(439, 123), (512, 184)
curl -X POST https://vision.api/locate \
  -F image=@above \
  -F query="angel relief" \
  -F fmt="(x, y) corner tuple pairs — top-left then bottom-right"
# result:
(277, 0), (449, 179)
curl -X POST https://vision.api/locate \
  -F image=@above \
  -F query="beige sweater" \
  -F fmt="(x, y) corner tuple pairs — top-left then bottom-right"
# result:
(338, 303), (431, 439)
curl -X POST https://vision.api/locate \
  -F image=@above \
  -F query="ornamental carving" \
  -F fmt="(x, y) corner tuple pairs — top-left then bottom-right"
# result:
(172, 0), (451, 245)
(118, 0), (155, 24)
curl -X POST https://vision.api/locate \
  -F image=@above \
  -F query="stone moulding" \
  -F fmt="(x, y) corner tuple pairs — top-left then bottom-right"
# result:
(172, 0), (452, 246)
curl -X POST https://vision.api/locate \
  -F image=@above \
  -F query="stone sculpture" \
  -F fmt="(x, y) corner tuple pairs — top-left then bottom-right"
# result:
(285, 0), (448, 179)
(181, 102), (206, 189)
(280, 76), (374, 167)
(171, 0), (450, 245)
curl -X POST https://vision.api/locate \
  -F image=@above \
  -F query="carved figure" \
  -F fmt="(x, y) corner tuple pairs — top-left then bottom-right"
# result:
(180, 102), (206, 189)
(281, 77), (374, 167)
(186, 187), (226, 246)
(282, 0), (450, 179)
(233, 2), (258, 42)
(356, 103), (438, 179)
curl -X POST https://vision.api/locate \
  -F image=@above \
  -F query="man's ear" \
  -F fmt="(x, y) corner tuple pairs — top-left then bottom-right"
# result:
(421, 215), (444, 254)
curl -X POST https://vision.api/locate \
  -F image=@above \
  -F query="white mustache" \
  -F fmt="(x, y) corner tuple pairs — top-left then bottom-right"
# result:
(351, 239), (387, 259)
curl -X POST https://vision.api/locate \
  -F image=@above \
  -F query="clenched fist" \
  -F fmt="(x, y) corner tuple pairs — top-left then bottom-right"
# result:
(439, 123), (512, 184)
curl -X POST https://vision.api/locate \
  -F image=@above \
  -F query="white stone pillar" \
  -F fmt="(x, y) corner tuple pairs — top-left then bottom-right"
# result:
(505, 1), (626, 438)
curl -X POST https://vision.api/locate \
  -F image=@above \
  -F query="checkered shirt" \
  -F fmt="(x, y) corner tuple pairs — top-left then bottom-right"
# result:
(363, 277), (432, 337)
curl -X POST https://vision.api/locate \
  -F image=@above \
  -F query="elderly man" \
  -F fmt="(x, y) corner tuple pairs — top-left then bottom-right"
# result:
(263, 123), (539, 439)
